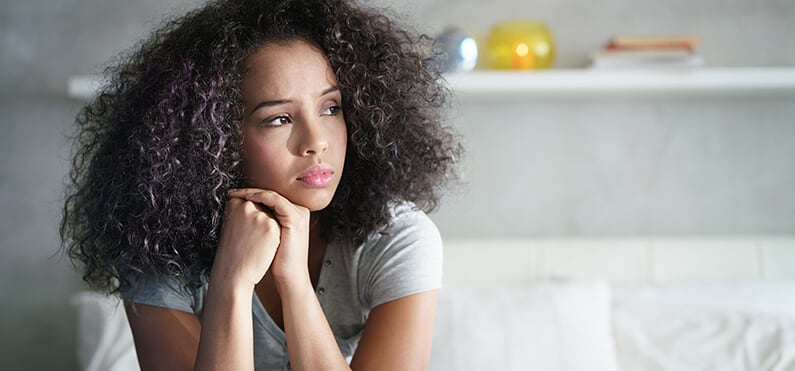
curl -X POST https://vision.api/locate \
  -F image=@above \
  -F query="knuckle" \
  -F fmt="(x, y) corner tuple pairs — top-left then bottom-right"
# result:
(265, 218), (280, 230)
(254, 212), (269, 223)
(242, 200), (259, 213)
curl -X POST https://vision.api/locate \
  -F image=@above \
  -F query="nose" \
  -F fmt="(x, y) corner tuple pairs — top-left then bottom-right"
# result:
(296, 119), (328, 156)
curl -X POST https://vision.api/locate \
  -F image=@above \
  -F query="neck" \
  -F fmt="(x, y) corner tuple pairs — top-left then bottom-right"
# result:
(309, 212), (324, 249)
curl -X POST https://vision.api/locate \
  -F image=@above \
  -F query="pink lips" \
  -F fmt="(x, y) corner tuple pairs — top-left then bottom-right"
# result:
(297, 164), (334, 187)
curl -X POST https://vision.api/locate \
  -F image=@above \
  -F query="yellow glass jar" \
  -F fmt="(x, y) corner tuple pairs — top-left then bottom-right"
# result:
(485, 20), (555, 70)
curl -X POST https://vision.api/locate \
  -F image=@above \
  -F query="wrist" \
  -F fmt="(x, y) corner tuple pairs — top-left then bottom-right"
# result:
(209, 266), (258, 294)
(204, 274), (256, 318)
(273, 272), (313, 297)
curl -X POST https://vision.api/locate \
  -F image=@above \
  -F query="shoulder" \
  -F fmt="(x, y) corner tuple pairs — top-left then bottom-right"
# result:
(119, 271), (208, 314)
(376, 202), (442, 245)
(354, 202), (443, 262)
(355, 202), (443, 308)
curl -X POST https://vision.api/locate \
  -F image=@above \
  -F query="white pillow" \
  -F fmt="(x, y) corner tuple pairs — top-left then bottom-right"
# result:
(429, 280), (619, 371)
(612, 282), (795, 371)
(71, 292), (140, 371)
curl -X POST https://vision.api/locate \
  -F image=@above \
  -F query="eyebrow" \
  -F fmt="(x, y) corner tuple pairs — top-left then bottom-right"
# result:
(249, 86), (340, 117)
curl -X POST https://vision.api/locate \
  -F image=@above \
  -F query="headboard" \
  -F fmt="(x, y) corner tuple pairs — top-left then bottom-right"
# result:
(442, 236), (795, 286)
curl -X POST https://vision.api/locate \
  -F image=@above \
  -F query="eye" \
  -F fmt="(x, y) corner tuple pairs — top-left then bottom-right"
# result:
(322, 105), (342, 116)
(261, 114), (292, 127)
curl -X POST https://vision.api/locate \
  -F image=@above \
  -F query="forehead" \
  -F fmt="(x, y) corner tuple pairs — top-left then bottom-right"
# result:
(241, 39), (337, 97)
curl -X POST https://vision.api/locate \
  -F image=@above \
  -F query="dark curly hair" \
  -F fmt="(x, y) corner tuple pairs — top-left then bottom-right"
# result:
(61, 0), (461, 293)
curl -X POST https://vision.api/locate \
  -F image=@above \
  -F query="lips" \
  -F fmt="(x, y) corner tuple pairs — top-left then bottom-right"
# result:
(297, 164), (334, 187)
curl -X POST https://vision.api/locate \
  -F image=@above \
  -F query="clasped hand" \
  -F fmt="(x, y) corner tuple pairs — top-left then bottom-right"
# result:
(214, 188), (311, 290)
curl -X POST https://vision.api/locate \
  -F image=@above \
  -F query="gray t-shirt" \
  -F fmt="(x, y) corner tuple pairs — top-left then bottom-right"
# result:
(121, 203), (443, 371)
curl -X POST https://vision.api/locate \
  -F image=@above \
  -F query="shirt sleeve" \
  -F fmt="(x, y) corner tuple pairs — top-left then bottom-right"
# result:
(118, 272), (201, 314)
(359, 207), (444, 309)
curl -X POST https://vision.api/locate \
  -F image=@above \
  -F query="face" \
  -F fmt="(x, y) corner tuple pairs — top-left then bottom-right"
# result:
(240, 39), (347, 211)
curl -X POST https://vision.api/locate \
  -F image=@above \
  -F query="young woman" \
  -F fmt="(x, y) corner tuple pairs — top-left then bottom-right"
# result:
(61, 0), (460, 370)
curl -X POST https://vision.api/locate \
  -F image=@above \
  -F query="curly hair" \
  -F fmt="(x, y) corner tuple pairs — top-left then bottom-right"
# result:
(61, 0), (461, 293)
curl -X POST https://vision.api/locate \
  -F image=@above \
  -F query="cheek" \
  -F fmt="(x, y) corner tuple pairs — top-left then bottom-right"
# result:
(243, 137), (283, 179)
(335, 121), (348, 152)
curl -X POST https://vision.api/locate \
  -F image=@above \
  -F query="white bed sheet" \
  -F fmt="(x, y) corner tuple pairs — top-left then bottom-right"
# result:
(612, 282), (795, 371)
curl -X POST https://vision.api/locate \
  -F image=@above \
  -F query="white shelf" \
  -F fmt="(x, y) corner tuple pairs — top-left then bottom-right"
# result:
(444, 67), (795, 97)
(69, 67), (795, 100)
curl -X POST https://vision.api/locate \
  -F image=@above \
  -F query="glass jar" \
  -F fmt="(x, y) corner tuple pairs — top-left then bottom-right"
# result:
(485, 20), (555, 70)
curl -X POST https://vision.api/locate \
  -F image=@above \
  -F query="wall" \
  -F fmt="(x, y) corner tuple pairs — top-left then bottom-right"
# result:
(1, 1), (199, 369)
(384, 0), (795, 68)
(434, 93), (795, 237)
(1, 0), (793, 369)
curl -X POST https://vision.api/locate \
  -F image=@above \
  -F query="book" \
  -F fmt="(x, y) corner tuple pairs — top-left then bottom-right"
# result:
(608, 35), (701, 49)
(589, 34), (703, 69)
(592, 48), (693, 59)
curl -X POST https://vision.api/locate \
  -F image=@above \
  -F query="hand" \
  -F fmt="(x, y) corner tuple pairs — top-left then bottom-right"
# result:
(213, 195), (281, 288)
(227, 188), (312, 291)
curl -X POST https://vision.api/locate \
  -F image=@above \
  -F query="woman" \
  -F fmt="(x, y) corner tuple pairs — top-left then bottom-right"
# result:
(61, 0), (461, 370)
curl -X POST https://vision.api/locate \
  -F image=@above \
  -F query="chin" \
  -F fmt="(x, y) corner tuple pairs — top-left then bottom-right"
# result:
(299, 200), (333, 212)
(289, 192), (336, 212)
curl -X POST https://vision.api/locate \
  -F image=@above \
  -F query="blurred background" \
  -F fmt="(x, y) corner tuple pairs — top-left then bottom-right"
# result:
(1, 0), (793, 369)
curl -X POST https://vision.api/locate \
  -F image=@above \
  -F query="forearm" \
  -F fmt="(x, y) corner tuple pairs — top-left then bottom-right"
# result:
(279, 278), (351, 371)
(194, 276), (256, 371)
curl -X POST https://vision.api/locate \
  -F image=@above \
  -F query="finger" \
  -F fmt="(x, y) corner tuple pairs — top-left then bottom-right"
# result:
(245, 198), (277, 218)
(235, 189), (295, 219)
(227, 187), (268, 197)
(228, 188), (284, 215)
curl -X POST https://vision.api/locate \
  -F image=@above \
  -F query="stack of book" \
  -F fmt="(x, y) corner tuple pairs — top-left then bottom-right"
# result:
(589, 35), (703, 69)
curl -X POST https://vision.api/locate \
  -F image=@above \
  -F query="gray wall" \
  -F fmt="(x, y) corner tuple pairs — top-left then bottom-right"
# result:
(434, 94), (795, 237)
(2, 1), (199, 369)
(1, 0), (793, 369)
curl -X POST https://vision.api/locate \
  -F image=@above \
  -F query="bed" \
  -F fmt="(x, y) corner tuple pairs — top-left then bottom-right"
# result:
(73, 236), (795, 371)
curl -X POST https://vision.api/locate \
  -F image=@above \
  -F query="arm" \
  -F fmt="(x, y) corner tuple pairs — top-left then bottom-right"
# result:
(124, 302), (201, 371)
(349, 205), (443, 371)
(192, 271), (258, 371)
(124, 282), (257, 371)
(278, 277), (350, 370)
(278, 284), (439, 371)
(350, 290), (439, 371)
(125, 196), (280, 371)
(126, 289), (440, 371)
(194, 196), (281, 371)
(230, 189), (441, 371)
(231, 188), (350, 371)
